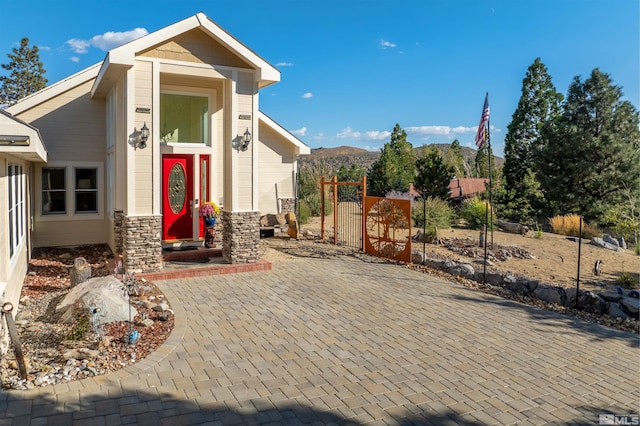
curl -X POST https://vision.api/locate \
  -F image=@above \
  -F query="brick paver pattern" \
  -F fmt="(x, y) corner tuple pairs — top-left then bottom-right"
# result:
(1, 254), (638, 425)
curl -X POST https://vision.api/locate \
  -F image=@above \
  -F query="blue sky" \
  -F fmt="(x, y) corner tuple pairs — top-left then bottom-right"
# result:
(1, 0), (638, 157)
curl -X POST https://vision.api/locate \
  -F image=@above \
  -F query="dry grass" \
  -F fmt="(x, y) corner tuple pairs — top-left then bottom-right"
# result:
(549, 214), (600, 238)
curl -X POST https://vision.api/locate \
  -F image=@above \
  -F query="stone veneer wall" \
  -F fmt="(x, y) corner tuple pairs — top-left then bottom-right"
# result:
(280, 198), (296, 214)
(113, 210), (124, 255)
(222, 211), (260, 264)
(122, 215), (163, 273)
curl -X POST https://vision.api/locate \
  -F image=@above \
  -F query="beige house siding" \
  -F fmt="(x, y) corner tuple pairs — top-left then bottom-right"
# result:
(258, 123), (297, 215)
(13, 80), (109, 247)
(140, 28), (251, 69)
(15, 81), (105, 162)
(134, 60), (154, 214)
(0, 155), (29, 330)
(236, 72), (256, 210)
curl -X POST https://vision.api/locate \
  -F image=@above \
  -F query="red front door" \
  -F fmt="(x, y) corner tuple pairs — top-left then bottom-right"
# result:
(162, 155), (194, 240)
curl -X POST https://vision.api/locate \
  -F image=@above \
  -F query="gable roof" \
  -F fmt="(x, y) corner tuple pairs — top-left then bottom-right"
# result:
(0, 109), (47, 162)
(91, 12), (280, 98)
(259, 112), (310, 155)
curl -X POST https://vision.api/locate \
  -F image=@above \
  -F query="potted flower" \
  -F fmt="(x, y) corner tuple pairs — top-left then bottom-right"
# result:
(200, 201), (220, 227)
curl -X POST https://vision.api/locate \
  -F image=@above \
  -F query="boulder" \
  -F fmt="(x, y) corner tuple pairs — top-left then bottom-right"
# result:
(607, 303), (629, 320)
(591, 237), (621, 251)
(411, 251), (425, 265)
(619, 297), (639, 317)
(447, 262), (475, 279)
(617, 237), (627, 250)
(602, 234), (620, 248)
(599, 292), (623, 303)
(56, 276), (137, 324)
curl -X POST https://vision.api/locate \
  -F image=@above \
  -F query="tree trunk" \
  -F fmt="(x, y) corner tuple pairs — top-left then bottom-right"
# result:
(69, 257), (91, 288)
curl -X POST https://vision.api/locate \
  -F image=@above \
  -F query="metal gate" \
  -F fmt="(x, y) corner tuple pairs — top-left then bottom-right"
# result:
(363, 196), (412, 262)
(320, 176), (412, 262)
(320, 176), (365, 250)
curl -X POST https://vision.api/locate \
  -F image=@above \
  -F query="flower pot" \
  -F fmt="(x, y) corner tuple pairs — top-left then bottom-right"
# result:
(205, 217), (216, 227)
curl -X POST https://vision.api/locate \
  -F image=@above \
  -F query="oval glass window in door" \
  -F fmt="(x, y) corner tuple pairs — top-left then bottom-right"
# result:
(168, 163), (187, 214)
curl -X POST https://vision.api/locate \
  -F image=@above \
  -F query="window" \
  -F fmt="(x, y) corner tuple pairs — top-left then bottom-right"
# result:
(40, 163), (103, 219)
(42, 167), (66, 215)
(8, 163), (25, 258)
(160, 93), (209, 144)
(75, 168), (98, 213)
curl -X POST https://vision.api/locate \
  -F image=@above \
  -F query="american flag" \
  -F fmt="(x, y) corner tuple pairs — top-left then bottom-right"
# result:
(475, 93), (490, 148)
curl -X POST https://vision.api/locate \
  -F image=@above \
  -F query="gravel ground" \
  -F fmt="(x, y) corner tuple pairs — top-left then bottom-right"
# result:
(1, 245), (174, 390)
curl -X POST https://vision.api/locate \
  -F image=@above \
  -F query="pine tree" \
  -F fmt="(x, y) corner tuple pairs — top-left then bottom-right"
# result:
(415, 146), (454, 200)
(537, 68), (640, 222)
(367, 124), (416, 196)
(474, 143), (492, 178)
(0, 38), (48, 106)
(443, 139), (468, 178)
(503, 58), (562, 191)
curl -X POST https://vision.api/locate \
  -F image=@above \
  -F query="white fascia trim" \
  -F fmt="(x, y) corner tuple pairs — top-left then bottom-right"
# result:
(6, 63), (102, 115)
(258, 112), (311, 155)
(196, 13), (280, 84)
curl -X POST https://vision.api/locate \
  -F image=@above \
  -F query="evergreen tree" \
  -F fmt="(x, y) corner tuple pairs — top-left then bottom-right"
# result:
(503, 58), (563, 191)
(444, 139), (468, 178)
(0, 38), (48, 106)
(367, 124), (416, 196)
(537, 68), (640, 222)
(474, 143), (492, 178)
(415, 146), (454, 200)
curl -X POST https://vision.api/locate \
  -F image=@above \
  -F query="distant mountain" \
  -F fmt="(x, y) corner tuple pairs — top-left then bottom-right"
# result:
(300, 144), (504, 175)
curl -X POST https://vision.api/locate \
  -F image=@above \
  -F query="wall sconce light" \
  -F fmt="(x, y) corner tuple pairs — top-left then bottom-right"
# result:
(240, 128), (252, 151)
(138, 122), (150, 149)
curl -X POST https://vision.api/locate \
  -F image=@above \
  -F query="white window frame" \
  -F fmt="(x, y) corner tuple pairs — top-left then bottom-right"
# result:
(36, 161), (104, 222)
(8, 163), (25, 260)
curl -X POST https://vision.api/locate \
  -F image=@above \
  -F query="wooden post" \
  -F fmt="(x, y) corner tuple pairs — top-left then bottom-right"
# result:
(333, 176), (338, 245)
(320, 176), (325, 240)
(361, 175), (367, 252)
(2, 303), (27, 379)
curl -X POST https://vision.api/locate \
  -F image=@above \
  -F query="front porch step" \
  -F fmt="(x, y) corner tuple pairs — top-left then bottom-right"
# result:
(135, 246), (271, 280)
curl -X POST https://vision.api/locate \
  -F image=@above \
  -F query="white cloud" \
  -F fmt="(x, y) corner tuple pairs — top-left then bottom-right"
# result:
(337, 127), (390, 141)
(91, 28), (148, 51)
(276, 62), (293, 67)
(291, 126), (307, 136)
(302, 92), (313, 99)
(66, 39), (91, 54)
(66, 28), (148, 54)
(405, 125), (476, 138)
(380, 39), (397, 49)
(69, 56), (80, 63)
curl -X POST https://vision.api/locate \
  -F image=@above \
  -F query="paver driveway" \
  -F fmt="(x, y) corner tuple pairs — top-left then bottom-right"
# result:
(2, 253), (638, 425)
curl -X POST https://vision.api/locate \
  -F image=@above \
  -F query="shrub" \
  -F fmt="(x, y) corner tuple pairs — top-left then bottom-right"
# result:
(549, 214), (601, 238)
(66, 307), (91, 340)
(413, 197), (454, 233)
(616, 272), (639, 289)
(298, 201), (311, 225)
(458, 197), (496, 230)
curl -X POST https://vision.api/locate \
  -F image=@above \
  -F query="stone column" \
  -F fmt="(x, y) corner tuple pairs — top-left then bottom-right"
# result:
(122, 215), (163, 273)
(280, 198), (296, 214)
(222, 210), (260, 264)
(113, 210), (125, 255)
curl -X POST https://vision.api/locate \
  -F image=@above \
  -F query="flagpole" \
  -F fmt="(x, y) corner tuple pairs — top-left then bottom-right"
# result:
(488, 116), (493, 250)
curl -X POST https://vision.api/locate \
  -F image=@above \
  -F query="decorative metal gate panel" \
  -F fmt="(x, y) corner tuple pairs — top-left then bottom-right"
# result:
(320, 176), (365, 250)
(363, 196), (412, 262)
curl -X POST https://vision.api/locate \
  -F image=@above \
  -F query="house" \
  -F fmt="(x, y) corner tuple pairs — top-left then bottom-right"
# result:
(1, 12), (310, 348)
(448, 178), (489, 202)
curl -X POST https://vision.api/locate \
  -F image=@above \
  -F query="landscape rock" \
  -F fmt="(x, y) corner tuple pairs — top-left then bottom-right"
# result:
(599, 292), (623, 303)
(56, 276), (137, 324)
(607, 303), (629, 320)
(602, 234), (620, 248)
(62, 348), (100, 360)
(152, 302), (170, 312)
(619, 297), (639, 317)
(591, 237), (621, 251)
(617, 237), (627, 250)
(447, 262), (475, 279)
